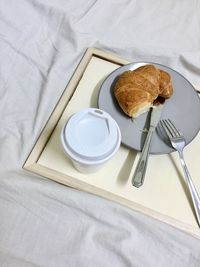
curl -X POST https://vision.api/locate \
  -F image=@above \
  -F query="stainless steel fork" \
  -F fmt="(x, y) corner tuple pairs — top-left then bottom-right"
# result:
(159, 119), (200, 227)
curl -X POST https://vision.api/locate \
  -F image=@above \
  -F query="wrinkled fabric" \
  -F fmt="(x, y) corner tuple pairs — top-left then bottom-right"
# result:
(0, 0), (200, 266)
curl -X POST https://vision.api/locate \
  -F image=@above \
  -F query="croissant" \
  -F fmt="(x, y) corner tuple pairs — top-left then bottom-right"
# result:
(114, 64), (173, 118)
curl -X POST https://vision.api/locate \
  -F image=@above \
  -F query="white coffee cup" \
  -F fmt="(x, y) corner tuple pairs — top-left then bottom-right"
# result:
(61, 108), (121, 173)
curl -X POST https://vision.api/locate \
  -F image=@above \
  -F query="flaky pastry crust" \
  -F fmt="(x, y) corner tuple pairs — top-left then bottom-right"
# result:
(114, 64), (173, 118)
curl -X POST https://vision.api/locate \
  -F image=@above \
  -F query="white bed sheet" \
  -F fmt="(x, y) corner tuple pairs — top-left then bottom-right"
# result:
(1, 0), (200, 266)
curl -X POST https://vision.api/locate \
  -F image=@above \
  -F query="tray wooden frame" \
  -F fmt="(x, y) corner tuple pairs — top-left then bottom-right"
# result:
(23, 47), (200, 239)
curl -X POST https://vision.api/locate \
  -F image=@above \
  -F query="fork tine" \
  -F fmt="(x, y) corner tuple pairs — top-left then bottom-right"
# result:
(166, 119), (181, 137)
(164, 119), (178, 137)
(160, 120), (173, 138)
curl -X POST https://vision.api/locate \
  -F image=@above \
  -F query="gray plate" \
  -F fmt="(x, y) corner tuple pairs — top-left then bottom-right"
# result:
(98, 62), (200, 154)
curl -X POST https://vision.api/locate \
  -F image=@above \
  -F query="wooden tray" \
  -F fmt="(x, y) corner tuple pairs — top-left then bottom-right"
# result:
(23, 48), (200, 239)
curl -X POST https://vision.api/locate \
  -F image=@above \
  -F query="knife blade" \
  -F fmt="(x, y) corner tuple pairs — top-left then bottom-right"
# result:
(132, 104), (163, 188)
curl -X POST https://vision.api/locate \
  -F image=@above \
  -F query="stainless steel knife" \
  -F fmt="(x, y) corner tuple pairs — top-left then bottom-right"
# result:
(132, 104), (163, 188)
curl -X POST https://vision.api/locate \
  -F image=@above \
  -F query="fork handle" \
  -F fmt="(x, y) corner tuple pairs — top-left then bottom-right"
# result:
(132, 127), (154, 188)
(178, 151), (200, 226)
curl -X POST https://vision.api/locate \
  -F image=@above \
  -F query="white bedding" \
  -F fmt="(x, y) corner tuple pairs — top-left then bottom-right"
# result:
(1, 0), (200, 266)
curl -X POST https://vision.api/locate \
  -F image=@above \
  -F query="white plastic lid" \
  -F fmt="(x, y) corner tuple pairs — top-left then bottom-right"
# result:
(61, 108), (121, 162)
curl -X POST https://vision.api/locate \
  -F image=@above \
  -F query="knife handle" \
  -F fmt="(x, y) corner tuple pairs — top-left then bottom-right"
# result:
(132, 127), (154, 188)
